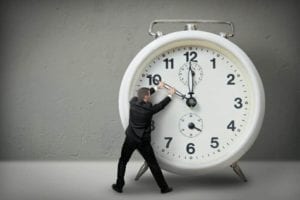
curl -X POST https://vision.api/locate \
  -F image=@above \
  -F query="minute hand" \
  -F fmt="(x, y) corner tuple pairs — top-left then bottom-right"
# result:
(188, 61), (194, 95)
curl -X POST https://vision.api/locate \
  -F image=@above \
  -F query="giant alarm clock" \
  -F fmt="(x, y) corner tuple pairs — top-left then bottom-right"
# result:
(118, 20), (265, 175)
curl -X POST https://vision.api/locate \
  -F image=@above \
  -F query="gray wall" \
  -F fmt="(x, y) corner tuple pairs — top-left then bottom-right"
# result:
(0, 0), (299, 160)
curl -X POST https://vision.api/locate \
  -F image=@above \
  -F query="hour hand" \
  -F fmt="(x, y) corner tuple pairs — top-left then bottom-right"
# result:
(188, 122), (202, 132)
(163, 82), (187, 100)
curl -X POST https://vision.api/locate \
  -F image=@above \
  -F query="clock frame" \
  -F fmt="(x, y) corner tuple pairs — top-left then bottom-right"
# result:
(118, 20), (265, 180)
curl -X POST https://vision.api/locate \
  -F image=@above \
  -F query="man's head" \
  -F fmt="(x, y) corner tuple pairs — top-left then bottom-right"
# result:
(137, 87), (151, 102)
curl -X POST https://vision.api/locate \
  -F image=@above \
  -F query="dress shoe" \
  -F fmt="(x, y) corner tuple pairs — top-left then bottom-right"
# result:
(112, 184), (123, 193)
(161, 187), (173, 194)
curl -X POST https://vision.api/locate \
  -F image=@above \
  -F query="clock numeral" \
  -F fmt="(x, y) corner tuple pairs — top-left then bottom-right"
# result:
(184, 51), (198, 62)
(151, 120), (155, 131)
(164, 137), (173, 148)
(210, 58), (216, 69)
(186, 143), (195, 154)
(234, 97), (243, 109)
(210, 137), (219, 148)
(146, 74), (161, 85)
(227, 74), (235, 85)
(227, 120), (236, 131)
(163, 58), (174, 69)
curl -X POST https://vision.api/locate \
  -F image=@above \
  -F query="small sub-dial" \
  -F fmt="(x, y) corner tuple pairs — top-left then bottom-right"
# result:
(178, 62), (203, 86)
(179, 113), (203, 138)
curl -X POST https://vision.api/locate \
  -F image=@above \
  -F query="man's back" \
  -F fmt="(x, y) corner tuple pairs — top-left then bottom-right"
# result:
(126, 95), (171, 140)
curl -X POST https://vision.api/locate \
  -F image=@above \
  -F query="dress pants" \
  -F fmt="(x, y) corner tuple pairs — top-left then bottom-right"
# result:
(116, 136), (169, 190)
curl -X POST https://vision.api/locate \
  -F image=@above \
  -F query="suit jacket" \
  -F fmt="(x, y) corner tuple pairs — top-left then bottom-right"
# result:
(126, 88), (171, 142)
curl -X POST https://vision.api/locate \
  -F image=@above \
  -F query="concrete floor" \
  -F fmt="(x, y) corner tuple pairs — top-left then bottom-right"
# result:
(0, 161), (299, 200)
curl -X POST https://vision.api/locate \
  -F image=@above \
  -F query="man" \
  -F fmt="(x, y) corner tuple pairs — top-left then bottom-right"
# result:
(112, 81), (175, 194)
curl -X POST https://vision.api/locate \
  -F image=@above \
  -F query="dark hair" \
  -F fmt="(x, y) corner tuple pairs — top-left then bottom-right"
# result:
(137, 87), (150, 100)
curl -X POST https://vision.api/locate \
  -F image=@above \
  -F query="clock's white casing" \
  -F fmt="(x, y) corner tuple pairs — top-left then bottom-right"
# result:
(118, 31), (265, 175)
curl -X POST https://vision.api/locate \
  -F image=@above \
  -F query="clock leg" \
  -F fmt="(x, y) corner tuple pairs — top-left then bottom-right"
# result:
(134, 161), (149, 181)
(230, 162), (247, 182)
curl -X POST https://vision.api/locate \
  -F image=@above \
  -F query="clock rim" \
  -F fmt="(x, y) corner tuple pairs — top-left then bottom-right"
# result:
(118, 30), (265, 175)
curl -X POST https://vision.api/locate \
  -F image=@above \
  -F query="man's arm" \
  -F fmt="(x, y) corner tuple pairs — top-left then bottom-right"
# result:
(149, 87), (156, 95)
(150, 81), (165, 95)
(151, 96), (172, 114)
(151, 87), (175, 114)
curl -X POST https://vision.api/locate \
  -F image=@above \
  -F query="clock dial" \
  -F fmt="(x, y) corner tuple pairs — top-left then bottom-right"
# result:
(179, 113), (203, 138)
(131, 44), (252, 168)
(178, 61), (203, 86)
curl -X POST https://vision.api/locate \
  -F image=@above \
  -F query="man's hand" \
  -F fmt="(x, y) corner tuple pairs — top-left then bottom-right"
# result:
(158, 81), (165, 89)
(168, 87), (176, 96)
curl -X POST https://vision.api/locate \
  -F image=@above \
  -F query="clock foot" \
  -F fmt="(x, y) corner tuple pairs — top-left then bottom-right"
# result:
(230, 162), (247, 182)
(134, 161), (149, 181)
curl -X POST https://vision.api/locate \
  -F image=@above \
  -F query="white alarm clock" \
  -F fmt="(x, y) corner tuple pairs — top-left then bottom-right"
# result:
(118, 20), (265, 177)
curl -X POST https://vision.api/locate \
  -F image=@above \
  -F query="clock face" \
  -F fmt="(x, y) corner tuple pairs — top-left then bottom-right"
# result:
(119, 31), (265, 174)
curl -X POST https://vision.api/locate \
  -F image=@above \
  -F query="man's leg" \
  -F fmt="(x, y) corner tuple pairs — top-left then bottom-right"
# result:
(137, 141), (172, 193)
(114, 136), (136, 192)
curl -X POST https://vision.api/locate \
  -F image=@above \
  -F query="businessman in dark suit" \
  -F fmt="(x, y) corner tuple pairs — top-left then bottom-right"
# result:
(112, 82), (175, 194)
